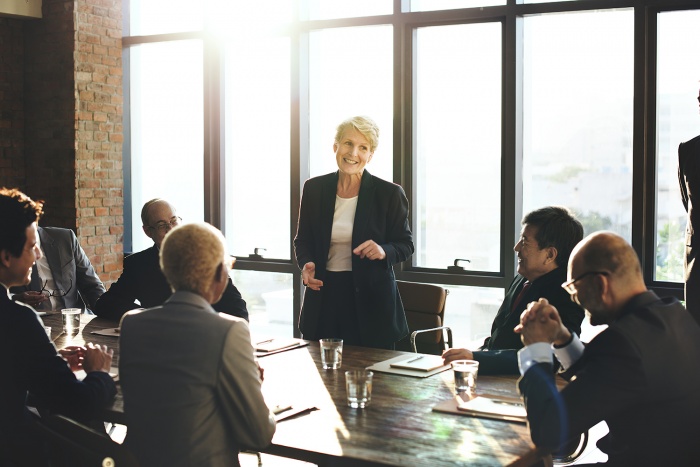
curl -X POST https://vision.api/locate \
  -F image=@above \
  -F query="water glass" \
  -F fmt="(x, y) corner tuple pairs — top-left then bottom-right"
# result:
(452, 359), (479, 393)
(319, 338), (343, 369)
(345, 370), (373, 408)
(44, 326), (52, 339)
(61, 308), (81, 334)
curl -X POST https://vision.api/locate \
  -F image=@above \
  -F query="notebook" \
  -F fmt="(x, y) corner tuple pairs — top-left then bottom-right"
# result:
(389, 354), (446, 372)
(456, 395), (527, 422)
(254, 337), (303, 353)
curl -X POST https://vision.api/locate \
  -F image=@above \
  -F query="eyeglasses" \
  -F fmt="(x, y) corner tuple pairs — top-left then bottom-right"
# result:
(561, 271), (609, 295)
(148, 216), (182, 233)
(40, 278), (73, 297)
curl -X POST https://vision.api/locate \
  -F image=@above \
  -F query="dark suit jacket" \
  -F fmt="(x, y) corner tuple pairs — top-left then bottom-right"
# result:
(10, 227), (105, 311)
(472, 268), (585, 374)
(518, 291), (700, 466)
(0, 285), (116, 467)
(679, 134), (700, 321)
(93, 244), (248, 321)
(294, 171), (414, 347)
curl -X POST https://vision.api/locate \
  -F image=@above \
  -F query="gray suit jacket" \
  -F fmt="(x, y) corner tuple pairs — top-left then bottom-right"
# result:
(11, 227), (105, 311)
(119, 291), (275, 467)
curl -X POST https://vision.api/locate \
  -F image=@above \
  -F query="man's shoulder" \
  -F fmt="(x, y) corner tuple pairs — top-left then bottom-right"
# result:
(123, 245), (158, 266)
(40, 226), (76, 242)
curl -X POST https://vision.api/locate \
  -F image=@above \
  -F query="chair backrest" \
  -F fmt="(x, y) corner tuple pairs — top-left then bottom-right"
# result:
(395, 280), (449, 355)
(36, 414), (139, 467)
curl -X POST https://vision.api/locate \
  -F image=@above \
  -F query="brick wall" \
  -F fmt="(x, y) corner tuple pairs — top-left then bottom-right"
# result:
(3, 0), (124, 287)
(0, 17), (25, 188)
(74, 0), (124, 284)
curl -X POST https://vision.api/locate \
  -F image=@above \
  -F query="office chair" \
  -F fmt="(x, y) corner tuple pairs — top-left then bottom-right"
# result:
(395, 280), (451, 355)
(552, 431), (589, 465)
(35, 414), (139, 467)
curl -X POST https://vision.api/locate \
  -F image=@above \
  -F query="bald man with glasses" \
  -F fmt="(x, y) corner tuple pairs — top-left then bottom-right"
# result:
(94, 198), (248, 321)
(515, 231), (700, 466)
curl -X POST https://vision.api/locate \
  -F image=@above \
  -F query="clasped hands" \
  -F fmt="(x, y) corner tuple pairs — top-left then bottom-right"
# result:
(58, 343), (113, 373)
(514, 298), (572, 347)
(302, 240), (385, 291)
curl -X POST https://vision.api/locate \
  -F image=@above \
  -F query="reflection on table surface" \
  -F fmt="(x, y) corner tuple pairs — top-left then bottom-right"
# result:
(40, 312), (543, 467)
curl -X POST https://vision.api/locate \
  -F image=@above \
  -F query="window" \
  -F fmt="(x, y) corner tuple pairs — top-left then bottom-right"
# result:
(308, 26), (394, 181)
(655, 10), (700, 282)
(413, 23), (502, 272)
(128, 40), (204, 253)
(224, 36), (291, 260)
(522, 10), (634, 241)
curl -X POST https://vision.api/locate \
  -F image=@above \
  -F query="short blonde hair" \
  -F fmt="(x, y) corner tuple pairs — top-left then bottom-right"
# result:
(334, 116), (380, 153)
(160, 222), (228, 295)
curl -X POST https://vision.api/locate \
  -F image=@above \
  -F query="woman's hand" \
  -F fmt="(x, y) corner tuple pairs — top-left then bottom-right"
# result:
(353, 240), (386, 260)
(302, 262), (324, 291)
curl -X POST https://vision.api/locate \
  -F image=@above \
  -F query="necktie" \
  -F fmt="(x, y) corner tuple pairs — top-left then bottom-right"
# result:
(511, 281), (531, 313)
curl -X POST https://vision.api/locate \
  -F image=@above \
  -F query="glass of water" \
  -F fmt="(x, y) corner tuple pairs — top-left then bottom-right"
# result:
(452, 359), (479, 393)
(345, 370), (373, 408)
(319, 338), (343, 369)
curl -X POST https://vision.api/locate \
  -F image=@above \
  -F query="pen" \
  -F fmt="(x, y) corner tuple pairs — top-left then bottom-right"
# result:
(256, 339), (274, 345)
(406, 356), (424, 363)
(491, 399), (523, 407)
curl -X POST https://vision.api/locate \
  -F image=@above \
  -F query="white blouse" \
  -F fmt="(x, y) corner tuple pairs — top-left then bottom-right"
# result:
(326, 195), (358, 271)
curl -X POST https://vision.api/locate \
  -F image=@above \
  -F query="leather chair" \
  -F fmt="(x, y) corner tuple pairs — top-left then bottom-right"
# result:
(35, 414), (138, 467)
(395, 280), (451, 355)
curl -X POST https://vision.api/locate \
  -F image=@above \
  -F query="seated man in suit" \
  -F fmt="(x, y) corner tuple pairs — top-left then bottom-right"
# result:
(516, 231), (700, 465)
(119, 222), (275, 466)
(10, 226), (105, 313)
(94, 198), (248, 321)
(443, 206), (585, 374)
(0, 188), (116, 467)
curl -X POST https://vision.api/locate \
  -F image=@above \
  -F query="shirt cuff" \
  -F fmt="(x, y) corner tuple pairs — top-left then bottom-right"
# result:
(552, 333), (585, 371)
(517, 342), (553, 376)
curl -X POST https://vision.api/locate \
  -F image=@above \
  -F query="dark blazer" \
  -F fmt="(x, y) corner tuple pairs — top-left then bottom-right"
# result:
(518, 291), (700, 466)
(11, 227), (105, 311)
(94, 244), (248, 321)
(679, 134), (700, 322)
(0, 285), (116, 467)
(294, 171), (414, 347)
(472, 268), (585, 374)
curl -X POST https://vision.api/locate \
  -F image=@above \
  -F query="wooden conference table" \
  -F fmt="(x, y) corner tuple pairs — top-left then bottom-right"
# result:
(42, 313), (546, 467)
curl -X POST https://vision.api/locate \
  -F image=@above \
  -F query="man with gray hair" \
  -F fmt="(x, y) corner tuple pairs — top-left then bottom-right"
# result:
(516, 231), (700, 465)
(119, 222), (275, 466)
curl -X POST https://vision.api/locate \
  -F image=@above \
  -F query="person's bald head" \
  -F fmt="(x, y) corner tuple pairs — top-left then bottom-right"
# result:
(567, 231), (647, 324)
(141, 199), (178, 248)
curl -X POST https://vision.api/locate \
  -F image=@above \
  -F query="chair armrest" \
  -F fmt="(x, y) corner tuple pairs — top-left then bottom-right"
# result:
(410, 326), (453, 353)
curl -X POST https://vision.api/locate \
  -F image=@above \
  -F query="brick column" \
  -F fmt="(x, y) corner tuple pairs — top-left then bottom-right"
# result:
(22, 0), (124, 286)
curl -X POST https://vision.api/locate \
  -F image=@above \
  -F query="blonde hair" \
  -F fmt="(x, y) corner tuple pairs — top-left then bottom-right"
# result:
(160, 222), (228, 295)
(334, 116), (380, 153)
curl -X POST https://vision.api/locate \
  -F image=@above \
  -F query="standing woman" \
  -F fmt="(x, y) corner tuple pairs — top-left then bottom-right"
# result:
(294, 116), (414, 349)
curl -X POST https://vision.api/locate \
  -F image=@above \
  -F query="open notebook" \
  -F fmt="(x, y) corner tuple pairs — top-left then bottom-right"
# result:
(389, 354), (446, 372)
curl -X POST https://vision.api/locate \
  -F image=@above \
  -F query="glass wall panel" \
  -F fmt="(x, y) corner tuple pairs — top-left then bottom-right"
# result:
(233, 270), (293, 338)
(414, 23), (502, 272)
(523, 10), (634, 241)
(655, 10), (700, 282)
(129, 40), (204, 253)
(410, 0), (505, 12)
(224, 37), (291, 260)
(308, 26), (393, 181)
(129, 0), (203, 36)
(303, 0), (392, 20)
(442, 285), (504, 349)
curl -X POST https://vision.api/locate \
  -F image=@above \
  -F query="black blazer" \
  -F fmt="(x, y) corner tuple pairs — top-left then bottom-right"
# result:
(294, 171), (414, 347)
(0, 286), (116, 466)
(679, 134), (700, 320)
(518, 291), (700, 466)
(94, 245), (248, 321)
(472, 268), (585, 374)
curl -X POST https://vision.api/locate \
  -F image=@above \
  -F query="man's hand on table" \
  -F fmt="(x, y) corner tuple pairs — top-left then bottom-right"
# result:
(82, 342), (114, 373)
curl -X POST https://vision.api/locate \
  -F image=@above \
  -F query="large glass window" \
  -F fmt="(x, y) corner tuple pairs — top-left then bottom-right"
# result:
(308, 26), (393, 181)
(129, 40), (204, 253)
(304, 0), (392, 20)
(414, 23), (502, 272)
(522, 10), (634, 241)
(655, 10), (700, 282)
(443, 285), (504, 348)
(224, 36), (291, 260)
(232, 270), (293, 338)
(409, 0), (505, 11)
(129, 0), (203, 36)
